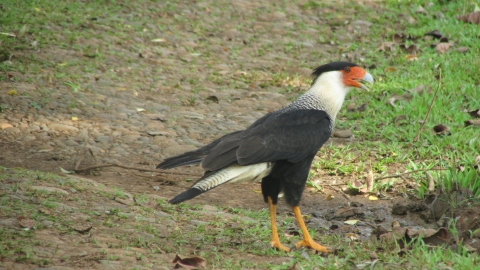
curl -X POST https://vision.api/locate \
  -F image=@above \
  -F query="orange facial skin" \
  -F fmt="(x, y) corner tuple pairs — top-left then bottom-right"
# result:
(341, 66), (368, 89)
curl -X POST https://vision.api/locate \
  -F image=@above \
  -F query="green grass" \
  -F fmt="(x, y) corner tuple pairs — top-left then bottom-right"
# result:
(1, 0), (480, 268)
(306, 0), (480, 199)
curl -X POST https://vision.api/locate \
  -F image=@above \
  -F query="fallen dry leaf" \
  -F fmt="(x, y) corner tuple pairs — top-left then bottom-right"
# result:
(377, 42), (395, 52)
(416, 5), (427, 15)
(399, 44), (418, 54)
(426, 172), (435, 192)
(365, 170), (374, 192)
(387, 93), (413, 107)
(369, 195), (379, 201)
(433, 124), (450, 136)
(344, 220), (360, 225)
(173, 254), (206, 269)
(7, 90), (17, 96)
(457, 11), (480, 24)
(18, 217), (35, 229)
(425, 30), (443, 39)
(404, 54), (418, 61)
(379, 227), (449, 246)
(324, 194), (335, 200)
(392, 33), (403, 43)
(384, 67), (397, 73)
(345, 233), (360, 241)
(465, 119), (480, 127)
(408, 84), (431, 95)
(468, 109), (480, 118)
(455, 47), (470, 53)
(352, 180), (363, 189)
(436, 42), (454, 53)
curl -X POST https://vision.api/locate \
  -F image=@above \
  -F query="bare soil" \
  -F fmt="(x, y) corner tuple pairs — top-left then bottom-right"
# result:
(1, 0), (479, 269)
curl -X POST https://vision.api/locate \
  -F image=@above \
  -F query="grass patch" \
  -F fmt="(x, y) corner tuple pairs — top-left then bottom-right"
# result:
(1, 0), (480, 268)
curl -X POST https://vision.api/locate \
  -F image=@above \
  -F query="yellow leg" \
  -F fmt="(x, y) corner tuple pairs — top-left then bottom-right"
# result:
(268, 197), (290, 252)
(292, 206), (331, 253)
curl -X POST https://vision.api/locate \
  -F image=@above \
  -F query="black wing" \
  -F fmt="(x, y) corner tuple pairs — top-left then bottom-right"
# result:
(156, 130), (243, 169)
(201, 109), (332, 171)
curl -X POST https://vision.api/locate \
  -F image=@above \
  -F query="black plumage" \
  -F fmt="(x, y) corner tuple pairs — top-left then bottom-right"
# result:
(162, 109), (331, 206)
(157, 62), (373, 252)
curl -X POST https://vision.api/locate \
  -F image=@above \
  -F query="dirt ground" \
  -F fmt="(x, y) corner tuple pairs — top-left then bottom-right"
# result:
(1, 0), (479, 269)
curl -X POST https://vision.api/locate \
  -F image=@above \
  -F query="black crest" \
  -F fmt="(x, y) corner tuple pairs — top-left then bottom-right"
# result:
(311, 62), (358, 85)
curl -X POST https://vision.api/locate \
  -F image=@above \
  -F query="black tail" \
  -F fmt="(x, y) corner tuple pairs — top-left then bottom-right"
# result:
(169, 188), (203, 204)
(156, 130), (243, 170)
(156, 152), (204, 170)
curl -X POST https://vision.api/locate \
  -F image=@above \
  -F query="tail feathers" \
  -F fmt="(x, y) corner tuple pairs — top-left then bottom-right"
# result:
(157, 130), (244, 170)
(168, 163), (272, 204)
(156, 152), (204, 170)
(169, 188), (203, 204)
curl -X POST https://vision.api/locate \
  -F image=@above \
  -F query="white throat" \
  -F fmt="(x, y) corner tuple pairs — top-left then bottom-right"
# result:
(305, 71), (350, 120)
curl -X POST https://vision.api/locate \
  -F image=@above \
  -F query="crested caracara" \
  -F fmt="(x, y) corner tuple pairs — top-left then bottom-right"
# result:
(157, 62), (373, 252)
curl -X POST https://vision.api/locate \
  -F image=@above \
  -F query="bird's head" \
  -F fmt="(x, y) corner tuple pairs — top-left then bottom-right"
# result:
(302, 62), (373, 121)
(311, 62), (373, 91)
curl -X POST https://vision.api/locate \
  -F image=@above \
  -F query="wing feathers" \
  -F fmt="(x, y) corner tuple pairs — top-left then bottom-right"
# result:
(157, 130), (243, 169)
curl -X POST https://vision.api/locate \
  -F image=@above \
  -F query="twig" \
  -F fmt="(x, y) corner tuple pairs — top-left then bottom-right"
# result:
(373, 168), (448, 181)
(403, 69), (442, 158)
(74, 163), (201, 176)
(324, 185), (350, 200)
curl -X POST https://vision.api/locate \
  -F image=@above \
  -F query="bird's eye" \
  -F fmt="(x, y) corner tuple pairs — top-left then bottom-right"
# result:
(344, 67), (351, 73)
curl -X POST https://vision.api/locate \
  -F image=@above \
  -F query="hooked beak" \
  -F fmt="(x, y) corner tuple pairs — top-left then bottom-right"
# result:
(359, 72), (374, 91)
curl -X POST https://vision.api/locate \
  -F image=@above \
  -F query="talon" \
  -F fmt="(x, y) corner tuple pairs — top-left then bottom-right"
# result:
(295, 239), (331, 253)
(291, 206), (332, 253)
(270, 240), (291, 252)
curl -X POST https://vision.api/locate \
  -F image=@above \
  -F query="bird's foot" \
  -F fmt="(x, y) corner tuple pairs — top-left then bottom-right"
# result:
(270, 239), (291, 252)
(294, 238), (331, 253)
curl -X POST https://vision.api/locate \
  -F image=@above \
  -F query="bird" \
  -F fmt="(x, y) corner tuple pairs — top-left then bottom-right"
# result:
(157, 62), (373, 252)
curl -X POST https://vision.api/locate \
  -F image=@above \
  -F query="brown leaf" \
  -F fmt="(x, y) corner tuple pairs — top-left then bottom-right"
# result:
(455, 47), (470, 53)
(387, 93), (413, 107)
(416, 5), (427, 15)
(356, 104), (367, 112)
(399, 44), (418, 54)
(468, 109), (480, 118)
(18, 217), (35, 229)
(173, 254), (206, 269)
(392, 34), (404, 44)
(433, 124), (450, 135)
(426, 172), (435, 192)
(436, 42), (454, 53)
(465, 119), (480, 127)
(377, 42), (395, 52)
(366, 170), (374, 192)
(425, 30), (443, 39)
(324, 194), (335, 200)
(457, 11), (480, 24)
(408, 85), (431, 96)
(380, 227), (449, 246)
(404, 54), (418, 61)
(352, 180), (363, 189)
(384, 67), (397, 73)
